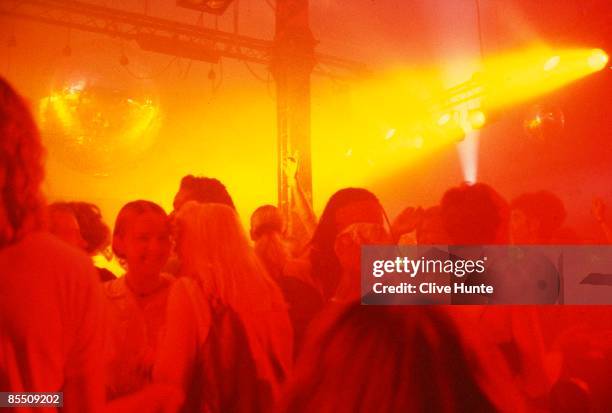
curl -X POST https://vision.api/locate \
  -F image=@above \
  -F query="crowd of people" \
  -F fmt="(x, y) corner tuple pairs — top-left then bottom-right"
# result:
(1, 75), (612, 413)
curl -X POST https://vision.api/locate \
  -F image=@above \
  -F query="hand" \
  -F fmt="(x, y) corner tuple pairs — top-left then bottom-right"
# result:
(391, 206), (424, 237)
(284, 151), (299, 185)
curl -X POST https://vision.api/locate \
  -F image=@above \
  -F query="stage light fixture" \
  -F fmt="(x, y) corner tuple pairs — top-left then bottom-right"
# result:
(543, 55), (560, 71)
(468, 110), (486, 129)
(587, 48), (608, 71)
(437, 113), (451, 126)
(177, 0), (236, 15)
(136, 34), (220, 63)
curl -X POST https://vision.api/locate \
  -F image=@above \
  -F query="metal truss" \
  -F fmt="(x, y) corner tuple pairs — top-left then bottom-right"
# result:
(0, 0), (368, 78)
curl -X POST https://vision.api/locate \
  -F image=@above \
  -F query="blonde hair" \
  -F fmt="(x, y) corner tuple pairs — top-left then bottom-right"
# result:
(176, 201), (285, 311)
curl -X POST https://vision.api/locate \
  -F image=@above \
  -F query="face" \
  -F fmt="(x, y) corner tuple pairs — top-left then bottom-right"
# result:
(50, 210), (87, 251)
(334, 200), (384, 234)
(117, 212), (171, 278)
(335, 223), (391, 274)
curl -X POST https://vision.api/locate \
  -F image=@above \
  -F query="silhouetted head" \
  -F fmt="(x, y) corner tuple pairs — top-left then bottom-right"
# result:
(312, 188), (385, 254)
(48, 202), (86, 250)
(440, 183), (508, 244)
(173, 175), (235, 212)
(510, 191), (565, 244)
(309, 188), (386, 299)
(67, 201), (111, 255)
(250, 204), (284, 241)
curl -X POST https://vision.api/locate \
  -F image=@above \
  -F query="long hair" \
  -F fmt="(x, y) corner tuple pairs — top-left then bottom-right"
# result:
(0, 77), (45, 248)
(309, 188), (384, 298)
(511, 191), (566, 241)
(176, 201), (285, 311)
(278, 304), (524, 413)
(176, 175), (235, 210)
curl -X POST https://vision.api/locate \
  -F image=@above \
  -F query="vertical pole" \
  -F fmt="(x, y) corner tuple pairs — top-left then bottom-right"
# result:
(271, 0), (315, 229)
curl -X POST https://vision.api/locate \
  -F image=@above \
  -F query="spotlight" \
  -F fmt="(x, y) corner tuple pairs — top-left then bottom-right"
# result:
(468, 110), (486, 130)
(436, 115), (464, 142)
(437, 113), (451, 126)
(587, 48), (608, 71)
(413, 135), (424, 148)
(543, 55), (560, 71)
(177, 0), (236, 15)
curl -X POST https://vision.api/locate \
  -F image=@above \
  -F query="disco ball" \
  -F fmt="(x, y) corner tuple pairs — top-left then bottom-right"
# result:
(38, 40), (161, 176)
(523, 104), (565, 141)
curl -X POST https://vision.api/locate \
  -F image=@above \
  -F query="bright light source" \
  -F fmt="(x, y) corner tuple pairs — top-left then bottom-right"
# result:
(413, 135), (424, 148)
(587, 48), (608, 71)
(457, 131), (479, 184)
(38, 81), (160, 175)
(310, 45), (608, 192)
(543, 55), (560, 71)
(437, 113), (451, 126)
(385, 128), (396, 140)
(469, 110), (486, 129)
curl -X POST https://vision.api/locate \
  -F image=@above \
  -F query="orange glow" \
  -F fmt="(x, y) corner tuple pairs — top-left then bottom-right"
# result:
(309, 46), (607, 204)
(32, 44), (608, 220)
(38, 81), (160, 176)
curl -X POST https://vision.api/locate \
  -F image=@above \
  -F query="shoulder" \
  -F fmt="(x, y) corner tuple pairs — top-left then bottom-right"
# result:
(21, 232), (92, 266)
(1, 232), (96, 283)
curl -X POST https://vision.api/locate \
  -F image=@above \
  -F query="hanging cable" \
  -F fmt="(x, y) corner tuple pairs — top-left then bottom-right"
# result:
(475, 0), (484, 59)
(121, 56), (178, 80)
